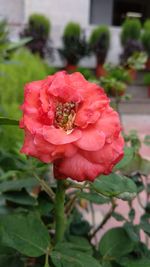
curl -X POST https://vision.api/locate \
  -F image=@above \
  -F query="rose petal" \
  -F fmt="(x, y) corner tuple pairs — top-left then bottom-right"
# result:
(56, 153), (105, 182)
(75, 87), (109, 128)
(48, 71), (83, 103)
(75, 126), (105, 151)
(43, 126), (82, 145)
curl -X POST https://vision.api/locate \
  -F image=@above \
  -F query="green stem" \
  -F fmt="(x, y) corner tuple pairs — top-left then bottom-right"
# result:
(44, 251), (50, 267)
(33, 172), (55, 202)
(55, 180), (66, 243)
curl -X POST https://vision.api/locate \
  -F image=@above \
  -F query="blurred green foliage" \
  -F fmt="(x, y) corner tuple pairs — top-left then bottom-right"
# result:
(142, 24), (150, 57)
(89, 25), (110, 65)
(58, 21), (88, 66)
(0, 48), (48, 149)
(29, 13), (51, 39)
(143, 19), (150, 31)
(63, 22), (81, 38)
(143, 73), (150, 86)
(121, 18), (141, 46)
(20, 13), (51, 58)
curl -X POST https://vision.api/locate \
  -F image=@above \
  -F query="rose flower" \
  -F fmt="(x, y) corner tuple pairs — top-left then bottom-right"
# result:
(20, 71), (124, 182)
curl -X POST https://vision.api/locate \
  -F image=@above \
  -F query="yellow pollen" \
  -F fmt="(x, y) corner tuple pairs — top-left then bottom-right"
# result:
(55, 102), (76, 131)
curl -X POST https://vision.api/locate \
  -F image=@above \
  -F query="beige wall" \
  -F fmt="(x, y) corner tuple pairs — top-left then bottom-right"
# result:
(24, 0), (90, 27)
(0, 0), (24, 23)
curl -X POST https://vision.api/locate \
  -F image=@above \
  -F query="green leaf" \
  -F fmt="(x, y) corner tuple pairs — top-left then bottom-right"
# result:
(128, 209), (135, 222)
(0, 255), (24, 267)
(0, 213), (50, 257)
(0, 117), (19, 126)
(79, 192), (110, 204)
(0, 177), (38, 193)
(0, 246), (24, 266)
(6, 37), (32, 52)
(144, 135), (150, 146)
(99, 228), (135, 259)
(55, 239), (92, 255)
(114, 147), (134, 170)
(141, 214), (150, 236)
(3, 190), (37, 206)
(120, 258), (150, 267)
(124, 223), (140, 242)
(91, 174), (137, 200)
(140, 158), (150, 175)
(67, 236), (93, 254)
(112, 212), (125, 221)
(51, 249), (101, 267)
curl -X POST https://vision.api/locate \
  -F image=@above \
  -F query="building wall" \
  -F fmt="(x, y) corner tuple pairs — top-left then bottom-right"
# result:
(0, 0), (122, 65)
(24, 0), (90, 26)
(23, 0), (122, 65)
(0, 0), (24, 23)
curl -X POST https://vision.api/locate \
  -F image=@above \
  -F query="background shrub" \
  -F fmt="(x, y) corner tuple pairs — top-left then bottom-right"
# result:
(0, 48), (48, 149)
(89, 25), (110, 65)
(144, 19), (150, 31)
(58, 21), (88, 66)
(142, 28), (150, 57)
(120, 18), (141, 46)
(63, 22), (81, 38)
(20, 13), (51, 58)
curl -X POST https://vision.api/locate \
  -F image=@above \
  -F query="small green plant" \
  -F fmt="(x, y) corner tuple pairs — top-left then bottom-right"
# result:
(63, 22), (81, 38)
(89, 25), (110, 65)
(142, 29), (150, 57)
(121, 18), (141, 46)
(144, 19), (150, 31)
(105, 64), (131, 83)
(127, 51), (147, 70)
(144, 73), (150, 86)
(100, 76), (126, 97)
(76, 67), (95, 80)
(58, 22), (88, 67)
(29, 13), (50, 38)
(20, 13), (51, 58)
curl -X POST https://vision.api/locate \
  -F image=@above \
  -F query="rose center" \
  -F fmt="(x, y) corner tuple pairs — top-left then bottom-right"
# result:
(55, 102), (76, 132)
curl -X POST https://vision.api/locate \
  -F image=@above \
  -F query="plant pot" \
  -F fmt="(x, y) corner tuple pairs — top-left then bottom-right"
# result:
(146, 58), (150, 71)
(96, 64), (107, 78)
(128, 68), (137, 81)
(65, 64), (77, 72)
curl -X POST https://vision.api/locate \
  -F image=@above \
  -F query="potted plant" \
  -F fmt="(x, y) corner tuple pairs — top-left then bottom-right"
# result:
(100, 76), (126, 97)
(142, 20), (150, 70)
(20, 13), (51, 58)
(144, 73), (150, 97)
(89, 25), (110, 78)
(105, 64), (131, 84)
(120, 18), (143, 77)
(120, 18), (141, 47)
(127, 51), (147, 80)
(58, 22), (88, 72)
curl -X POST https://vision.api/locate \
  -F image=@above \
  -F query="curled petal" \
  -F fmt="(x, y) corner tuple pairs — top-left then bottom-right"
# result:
(75, 127), (105, 151)
(55, 153), (105, 182)
(43, 126), (82, 145)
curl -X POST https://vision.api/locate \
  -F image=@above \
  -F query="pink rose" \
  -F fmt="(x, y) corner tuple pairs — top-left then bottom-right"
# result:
(20, 71), (124, 182)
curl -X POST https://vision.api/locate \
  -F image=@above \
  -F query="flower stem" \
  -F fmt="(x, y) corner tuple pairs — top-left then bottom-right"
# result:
(33, 172), (55, 202)
(44, 251), (50, 267)
(55, 180), (66, 243)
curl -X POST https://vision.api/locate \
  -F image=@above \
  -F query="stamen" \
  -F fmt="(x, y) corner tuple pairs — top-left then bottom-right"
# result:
(55, 101), (76, 131)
